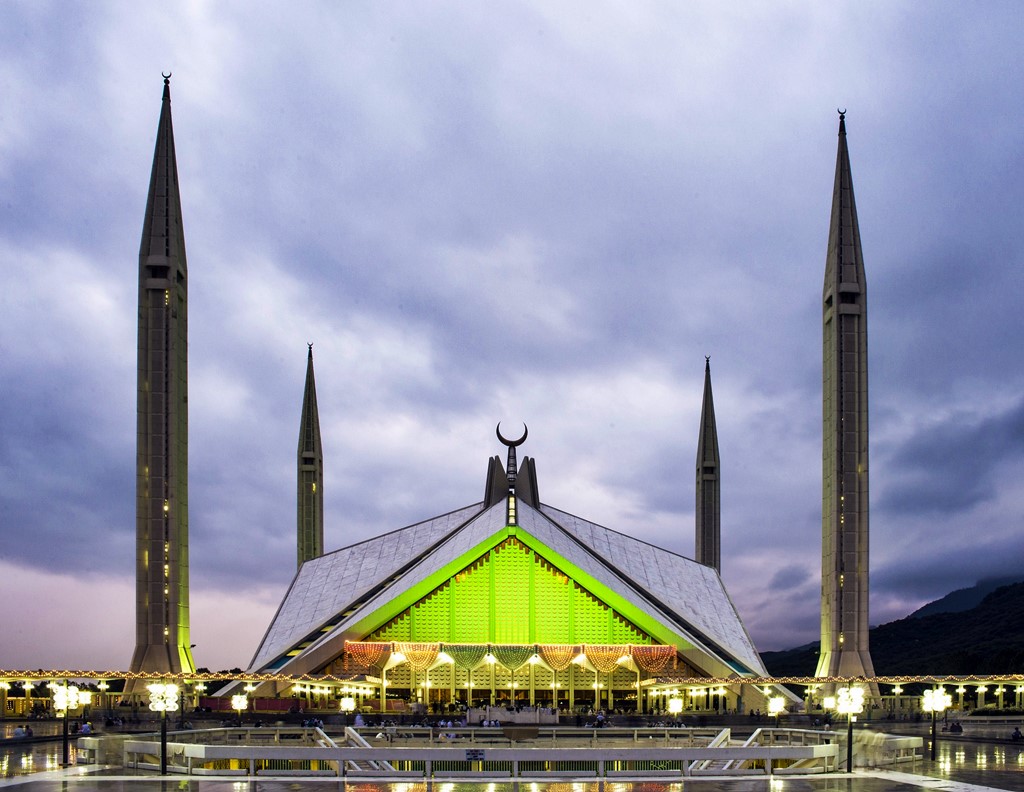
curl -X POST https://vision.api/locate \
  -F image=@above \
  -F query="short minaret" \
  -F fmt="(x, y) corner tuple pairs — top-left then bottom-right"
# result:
(695, 356), (721, 573)
(130, 75), (196, 677)
(816, 112), (877, 683)
(297, 344), (324, 567)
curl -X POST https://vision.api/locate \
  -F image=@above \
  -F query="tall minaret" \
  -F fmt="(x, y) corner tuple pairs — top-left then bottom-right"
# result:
(297, 344), (324, 567)
(695, 356), (721, 573)
(130, 75), (196, 677)
(816, 112), (876, 683)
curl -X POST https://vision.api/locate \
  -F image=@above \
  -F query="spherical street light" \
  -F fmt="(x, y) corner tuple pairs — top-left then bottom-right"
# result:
(922, 686), (952, 761)
(231, 694), (248, 726)
(147, 683), (179, 775)
(52, 681), (82, 766)
(836, 685), (864, 772)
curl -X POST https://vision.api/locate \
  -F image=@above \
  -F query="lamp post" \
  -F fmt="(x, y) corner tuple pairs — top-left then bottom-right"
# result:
(52, 681), (81, 766)
(147, 682), (179, 775)
(23, 681), (34, 717)
(836, 685), (864, 772)
(231, 694), (248, 727)
(891, 685), (903, 718)
(96, 681), (109, 718)
(768, 695), (785, 727)
(922, 686), (952, 761)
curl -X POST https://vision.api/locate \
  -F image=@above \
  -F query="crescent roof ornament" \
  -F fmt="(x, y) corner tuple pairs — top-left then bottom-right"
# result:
(838, 107), (846, 117)
(496, 421), (528, 447)
(162, 71), (172, 81)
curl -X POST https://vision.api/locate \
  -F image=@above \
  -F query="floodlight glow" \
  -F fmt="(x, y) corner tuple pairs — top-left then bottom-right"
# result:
(53, 685), (81, 713)
(231, 694), (248, 711)
(147, 683), (179, 712)
(922, 687), (952, 713)
(768, 696), (785, 716)
(836, 686), (864, 715)
(667, 698), (684, 714)
(339, 697), (356, 712)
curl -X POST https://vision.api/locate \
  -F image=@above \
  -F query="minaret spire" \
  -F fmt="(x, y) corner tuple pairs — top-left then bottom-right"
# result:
(130, 74), (196, 678)
(297, 343), (324, 567)
(816, 110), (876, 687)
(695, 356), (721, 573)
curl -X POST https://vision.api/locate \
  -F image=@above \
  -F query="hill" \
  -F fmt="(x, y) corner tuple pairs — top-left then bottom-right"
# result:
(909, 575), (1024, 618)
(761, 581), (1024, 677)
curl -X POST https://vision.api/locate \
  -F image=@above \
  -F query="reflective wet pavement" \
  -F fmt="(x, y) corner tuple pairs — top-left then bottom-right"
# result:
(1, 723), (1022, 791)
(0, 777), (1017, 792)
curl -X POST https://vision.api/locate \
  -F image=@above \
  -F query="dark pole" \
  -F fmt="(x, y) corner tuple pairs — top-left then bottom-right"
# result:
(846, 713), (854, 771)
(931, 708), (938, 761)
(61, 702), (69, 766)
(160, 708), (168, 774)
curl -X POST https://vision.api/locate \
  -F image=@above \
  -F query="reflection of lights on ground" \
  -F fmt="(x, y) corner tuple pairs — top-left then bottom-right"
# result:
(955, 748), (967, 765)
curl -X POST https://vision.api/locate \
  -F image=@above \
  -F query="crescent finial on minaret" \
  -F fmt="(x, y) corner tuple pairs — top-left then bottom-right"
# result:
(162, 72), (172, 83)
(837, 107), (846, 118)
(496, 421), (528, 447)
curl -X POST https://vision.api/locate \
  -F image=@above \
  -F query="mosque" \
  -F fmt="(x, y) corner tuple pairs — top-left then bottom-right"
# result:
(129, 77), (874, 714)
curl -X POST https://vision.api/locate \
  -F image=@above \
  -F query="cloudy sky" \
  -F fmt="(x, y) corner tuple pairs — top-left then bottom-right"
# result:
(2, 2), (1023, 673)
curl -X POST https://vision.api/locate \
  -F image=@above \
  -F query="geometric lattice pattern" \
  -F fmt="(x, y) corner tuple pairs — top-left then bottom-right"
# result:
(366, 538), (653, 645)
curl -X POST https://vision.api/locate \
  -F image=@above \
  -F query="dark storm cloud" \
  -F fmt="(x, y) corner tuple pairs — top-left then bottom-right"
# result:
(877, 397), (1024, 515)
(768, 565), (813, 593)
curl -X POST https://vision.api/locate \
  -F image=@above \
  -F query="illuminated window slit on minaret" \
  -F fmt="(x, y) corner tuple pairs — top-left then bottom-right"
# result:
(496, 423), (528, 527)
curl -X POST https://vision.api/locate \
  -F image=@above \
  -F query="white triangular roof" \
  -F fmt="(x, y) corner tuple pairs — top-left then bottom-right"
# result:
(250, 502), (486, 670)
(249, 497), (767, 679)
(536, 505), (766, 674)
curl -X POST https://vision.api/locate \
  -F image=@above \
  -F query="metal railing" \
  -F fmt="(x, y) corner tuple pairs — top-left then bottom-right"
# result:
(109, 725), (851, 778)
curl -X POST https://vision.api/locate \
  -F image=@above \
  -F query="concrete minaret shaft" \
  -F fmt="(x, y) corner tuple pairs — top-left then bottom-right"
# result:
(695, 357), (721, 573)
(297, 344), (324, 567)
(130, 76), (196, 676)
(816, 112), (876, 682)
